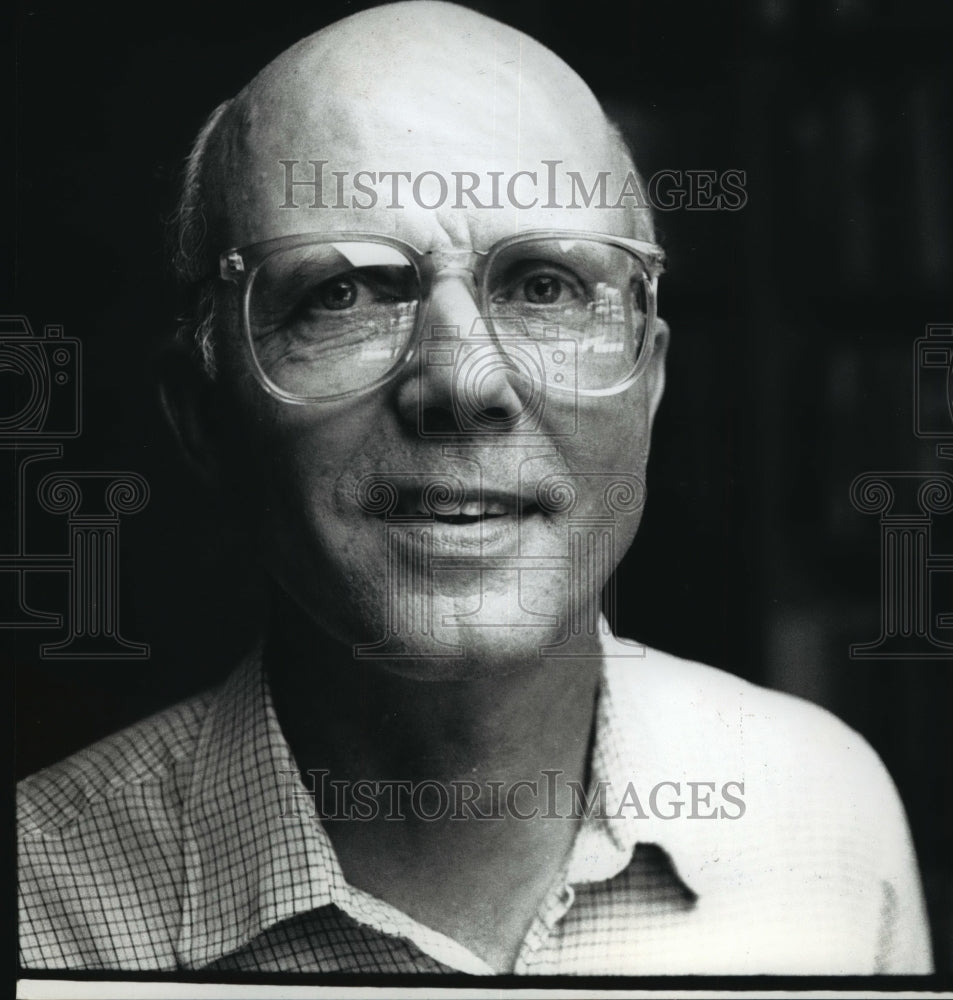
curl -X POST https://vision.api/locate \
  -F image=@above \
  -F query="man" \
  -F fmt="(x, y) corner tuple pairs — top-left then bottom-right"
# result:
(18, 1), (932, 975)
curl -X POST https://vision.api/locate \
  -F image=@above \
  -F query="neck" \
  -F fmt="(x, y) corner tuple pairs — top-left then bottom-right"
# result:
(266, 594), (603, 792)
(265, 593), (605, 973)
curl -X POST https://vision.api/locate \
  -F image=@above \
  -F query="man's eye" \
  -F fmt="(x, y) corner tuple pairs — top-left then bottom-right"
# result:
(494, 263), (583, 308)
(292, 266), (413, 316)
(523, 275), (563, 305)
(316, 277), (358, 310)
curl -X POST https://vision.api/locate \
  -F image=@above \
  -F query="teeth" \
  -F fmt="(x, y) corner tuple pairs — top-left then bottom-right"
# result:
(409, 499), (513, 518)
(395, 494), (525, 517)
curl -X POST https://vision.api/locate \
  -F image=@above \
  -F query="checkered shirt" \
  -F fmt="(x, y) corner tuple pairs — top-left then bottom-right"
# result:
(18, 635), (933, 974)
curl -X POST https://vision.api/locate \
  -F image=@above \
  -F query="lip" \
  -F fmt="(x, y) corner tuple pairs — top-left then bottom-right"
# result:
(427, 511), (524, 554)
(393, 487), (538, 518)
(364, 483), (547, 555)
(352, 476), (538, 516)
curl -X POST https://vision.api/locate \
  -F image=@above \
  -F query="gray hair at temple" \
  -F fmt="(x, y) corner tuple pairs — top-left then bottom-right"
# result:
(170, 98), (234, 375)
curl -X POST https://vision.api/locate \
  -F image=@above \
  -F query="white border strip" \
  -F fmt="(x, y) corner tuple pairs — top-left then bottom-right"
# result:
(15, 984), (953, 1000)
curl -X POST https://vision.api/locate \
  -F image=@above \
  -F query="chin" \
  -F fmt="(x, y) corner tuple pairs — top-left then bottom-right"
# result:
(273, 541), (608, 677)
(351, 636), (549, 683)
(345, 583), (600, 681)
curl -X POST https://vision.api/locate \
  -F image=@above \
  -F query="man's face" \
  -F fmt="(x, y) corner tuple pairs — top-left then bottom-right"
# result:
(205, 7), (667, 678)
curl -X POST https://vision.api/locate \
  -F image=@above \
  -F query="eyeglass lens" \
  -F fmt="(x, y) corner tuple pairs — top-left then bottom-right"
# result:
(246, 238), (649, 398)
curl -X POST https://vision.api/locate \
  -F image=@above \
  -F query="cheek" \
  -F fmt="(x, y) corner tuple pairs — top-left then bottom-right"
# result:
(557, 395), (653, 547)
(246, 390), (383, 476)
(218, 392), (375, 551)
(238, 408), (393, 643)
(566, 394), (653, 473)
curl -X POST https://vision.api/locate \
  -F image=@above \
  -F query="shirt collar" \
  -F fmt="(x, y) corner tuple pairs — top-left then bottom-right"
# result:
(175, 630), (736, 967)
(582, 629), (749, 897)
(175, 649), (345, 968)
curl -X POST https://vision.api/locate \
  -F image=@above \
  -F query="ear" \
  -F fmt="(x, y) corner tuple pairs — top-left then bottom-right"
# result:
(157, 346), (228, 489)
(645, 316), (670, 423)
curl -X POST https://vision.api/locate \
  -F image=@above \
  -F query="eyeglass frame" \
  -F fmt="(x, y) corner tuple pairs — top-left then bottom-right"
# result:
(218, 229), (666, 404)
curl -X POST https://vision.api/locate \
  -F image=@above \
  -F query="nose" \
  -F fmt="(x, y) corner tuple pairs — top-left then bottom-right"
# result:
(393, 268), (527, 435)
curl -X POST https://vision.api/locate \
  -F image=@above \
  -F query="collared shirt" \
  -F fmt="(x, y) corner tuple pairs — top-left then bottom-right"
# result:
(18, 634), (933, 975)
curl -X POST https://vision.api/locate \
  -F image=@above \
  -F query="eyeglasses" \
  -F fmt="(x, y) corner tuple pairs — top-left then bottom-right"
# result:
(219, 230), (665, 403)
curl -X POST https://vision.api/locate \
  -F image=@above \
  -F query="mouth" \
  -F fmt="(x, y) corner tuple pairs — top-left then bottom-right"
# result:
(394, 491), (540, 525)
(351, 477), (557, 559)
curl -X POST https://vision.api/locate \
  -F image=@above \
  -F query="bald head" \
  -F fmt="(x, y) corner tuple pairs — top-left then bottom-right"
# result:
(228, 2), (616, 169)
(173, 2), (652, 363)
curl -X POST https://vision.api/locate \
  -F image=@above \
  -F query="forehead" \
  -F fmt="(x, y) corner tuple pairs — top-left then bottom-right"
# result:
(211, 16), (649, 251)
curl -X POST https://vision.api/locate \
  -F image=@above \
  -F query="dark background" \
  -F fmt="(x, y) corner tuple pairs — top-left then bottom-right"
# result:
(9, 0), (953, 978)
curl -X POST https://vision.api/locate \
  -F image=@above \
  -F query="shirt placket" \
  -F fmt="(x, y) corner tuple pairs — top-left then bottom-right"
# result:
(512, 873), (577, 973)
